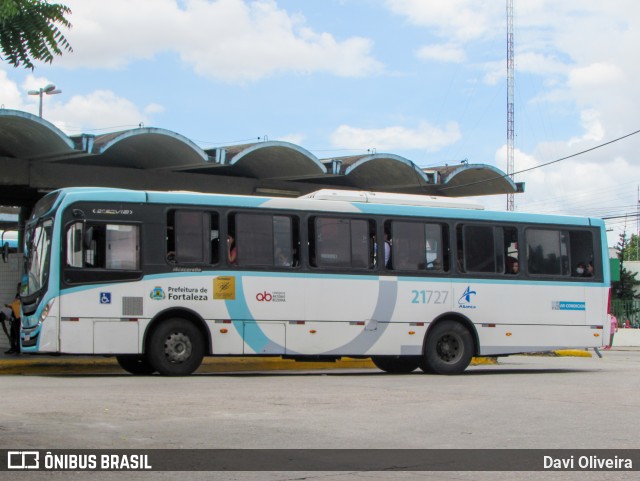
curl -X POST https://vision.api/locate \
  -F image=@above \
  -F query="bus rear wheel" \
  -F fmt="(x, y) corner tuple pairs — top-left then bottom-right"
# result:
(147, 318), (205, 376)
(116, 355), (156, 375)
(422, 320), (473, 375)
(371, 356), (419, 374)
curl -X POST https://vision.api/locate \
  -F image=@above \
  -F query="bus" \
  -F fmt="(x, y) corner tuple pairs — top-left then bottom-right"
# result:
(19, 187), (609, 375)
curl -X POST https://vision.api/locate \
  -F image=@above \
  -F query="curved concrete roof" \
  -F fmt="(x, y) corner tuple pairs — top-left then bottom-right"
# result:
(0, 109), (75, 159)
(75, 128), (210, 169)
(0, 108), (522, 206)
(325, 153), (434, 192)
(432, 163), (519, 197)
(194, 141), (327, 179)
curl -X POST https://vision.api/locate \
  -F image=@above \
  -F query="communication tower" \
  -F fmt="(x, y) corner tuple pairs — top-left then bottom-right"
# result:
(506, 0), (515, 211)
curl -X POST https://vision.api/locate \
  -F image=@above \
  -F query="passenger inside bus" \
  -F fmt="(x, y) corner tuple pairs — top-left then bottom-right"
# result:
(506, 256), (519, 274)
(274, 247), (291, 267)
(576, 261), (593, 277)
(371, 233), (391, 268)
(227, 234), (237, 265)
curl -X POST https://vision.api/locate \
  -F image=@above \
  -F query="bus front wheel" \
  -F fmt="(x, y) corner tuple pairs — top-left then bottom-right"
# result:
(147, 318), (205, 376)
(116, 355), (156, 375)
(422, 321), (473, 375)
(371, 356), (419, 374)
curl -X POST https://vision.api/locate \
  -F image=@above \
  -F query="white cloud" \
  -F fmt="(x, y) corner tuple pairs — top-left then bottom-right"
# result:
(384, 0), (502, 42)
(568, 62), (626, 89)
(49, 90), (151, 132)
(568, 109), (604, 145)
(330, 122), (461, 152)
(515, 52), (568, 77)
(276, 133), (306, 145)
(145, 103), (165, 115)
(0, 68), (156, 132)
(0, 73), (62, 116)
(384, 0), (640, 239)
(487, 116), (640, 247)
(416, 44), (465, 63)
(0, 70), (25, 110)
(59, 0), (382, 82)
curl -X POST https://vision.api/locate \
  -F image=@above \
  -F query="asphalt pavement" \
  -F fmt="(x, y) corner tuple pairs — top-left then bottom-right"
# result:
(0, 347), (598, 375)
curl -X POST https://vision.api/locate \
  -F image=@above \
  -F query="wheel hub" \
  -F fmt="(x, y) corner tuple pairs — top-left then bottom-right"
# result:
(437, 334), (461, 363)
(164, 332), (192, 363)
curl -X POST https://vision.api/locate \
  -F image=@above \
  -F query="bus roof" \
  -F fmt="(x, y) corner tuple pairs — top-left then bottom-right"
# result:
(43, 187), (605, 228)
(300, 189), (484, 210)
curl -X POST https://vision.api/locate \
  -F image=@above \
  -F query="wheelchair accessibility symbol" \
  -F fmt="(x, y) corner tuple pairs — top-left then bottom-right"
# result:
(100, 292), (112, 304)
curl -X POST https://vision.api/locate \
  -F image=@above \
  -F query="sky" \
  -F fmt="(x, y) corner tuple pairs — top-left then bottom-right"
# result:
(2, 0), (640, 247)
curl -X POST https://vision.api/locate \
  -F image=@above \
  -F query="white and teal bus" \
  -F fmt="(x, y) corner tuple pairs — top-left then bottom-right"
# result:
(20, 187), (609, 375)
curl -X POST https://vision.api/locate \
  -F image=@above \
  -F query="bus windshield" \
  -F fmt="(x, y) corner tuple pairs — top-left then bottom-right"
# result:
(24, 219), (53, 297)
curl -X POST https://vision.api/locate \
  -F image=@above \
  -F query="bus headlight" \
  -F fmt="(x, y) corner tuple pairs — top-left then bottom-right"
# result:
(40, 299), (55, 324)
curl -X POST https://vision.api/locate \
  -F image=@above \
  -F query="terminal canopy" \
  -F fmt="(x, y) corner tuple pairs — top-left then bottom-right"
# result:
(0, 109), (522, 211)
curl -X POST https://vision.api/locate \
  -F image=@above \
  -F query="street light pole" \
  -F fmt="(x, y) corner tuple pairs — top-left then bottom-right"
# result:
(27, 83), (61, 117)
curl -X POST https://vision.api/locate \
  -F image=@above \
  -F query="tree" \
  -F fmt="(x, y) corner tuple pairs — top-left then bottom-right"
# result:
(621, 233), (639, 262)
(0, 0), (72, 69)
(612, 232), (640, 301)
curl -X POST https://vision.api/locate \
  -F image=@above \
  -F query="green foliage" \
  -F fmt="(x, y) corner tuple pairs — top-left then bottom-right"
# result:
(612, 232), (640, 301)
(621, 233), (639, 261)
(0, 0), (72, 69)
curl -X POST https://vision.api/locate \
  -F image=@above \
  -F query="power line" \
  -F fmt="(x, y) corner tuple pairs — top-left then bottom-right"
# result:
(603, 213), (640, 221)
(439, 127), (640, 193)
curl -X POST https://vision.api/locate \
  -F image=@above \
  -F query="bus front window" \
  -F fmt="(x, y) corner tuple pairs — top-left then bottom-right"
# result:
(24, 219), (53, 297)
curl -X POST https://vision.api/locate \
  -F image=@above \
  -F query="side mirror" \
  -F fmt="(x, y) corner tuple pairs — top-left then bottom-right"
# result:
(1, 243), (8, 263)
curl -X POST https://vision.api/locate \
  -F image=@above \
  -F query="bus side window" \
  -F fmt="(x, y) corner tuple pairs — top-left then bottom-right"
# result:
(66, 222), (84, 267)
(425, 223), (447, 272)
(387, 221), (447, 272)
(232, 213), (298, 268)
(455, 225), (465, 273)
(313, 217), (351, 268)
(273, 215), (296, 267)
(167, 210), (219, 265)
(63, 221), (141, 284)
(390, 221), (426, 271)
(526, 229), (569, 276)
(569, 230), (595, 278)
(210, 214), (220, 264)
(103, 224), (139, 269)
(504, 227), (519, 275)
(461, 225), (497, 273)
(310, 217), (372, 269)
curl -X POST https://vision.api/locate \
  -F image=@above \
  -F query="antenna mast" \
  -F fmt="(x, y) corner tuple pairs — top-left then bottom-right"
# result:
(506, 0), (515, 211)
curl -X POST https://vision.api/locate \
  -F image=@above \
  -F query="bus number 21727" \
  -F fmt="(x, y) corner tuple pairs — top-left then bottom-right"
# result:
(411, 290), (449, 304)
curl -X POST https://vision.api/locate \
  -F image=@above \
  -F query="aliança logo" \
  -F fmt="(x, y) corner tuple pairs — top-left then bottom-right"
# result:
(457, 286), (477, 309)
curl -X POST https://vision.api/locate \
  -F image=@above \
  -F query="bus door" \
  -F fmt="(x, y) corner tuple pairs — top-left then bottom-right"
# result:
(60, 220), (142, 354)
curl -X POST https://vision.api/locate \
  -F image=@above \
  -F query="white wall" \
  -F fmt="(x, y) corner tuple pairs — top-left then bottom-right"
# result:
(612, 328), (640, 347)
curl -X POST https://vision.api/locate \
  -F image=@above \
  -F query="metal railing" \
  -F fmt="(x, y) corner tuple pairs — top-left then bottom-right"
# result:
(611, 300), (640, 327)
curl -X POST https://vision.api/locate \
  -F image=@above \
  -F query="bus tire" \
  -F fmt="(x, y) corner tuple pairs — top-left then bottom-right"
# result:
(417, 357), (434, 374)
(423, 320), (473, 375)
(371, 356), (419, 374)
(147, 318), (205, 376)
(116, 355), (156, 375)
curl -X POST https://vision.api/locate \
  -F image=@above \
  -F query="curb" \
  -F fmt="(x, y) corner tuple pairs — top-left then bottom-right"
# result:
(0, 355), (498, 375)
(512, 350), (594, 359)
(552, 349), (592, 358)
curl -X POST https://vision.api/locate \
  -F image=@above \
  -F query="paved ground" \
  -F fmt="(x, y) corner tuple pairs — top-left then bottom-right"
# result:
(0, 348), (637, 480)
(0, 350), (502, 375)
